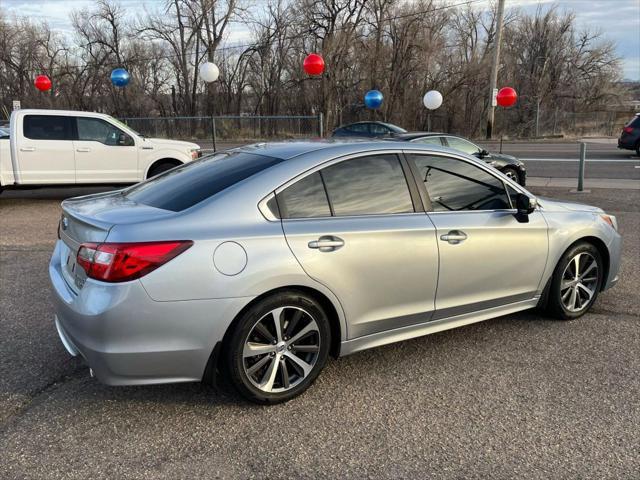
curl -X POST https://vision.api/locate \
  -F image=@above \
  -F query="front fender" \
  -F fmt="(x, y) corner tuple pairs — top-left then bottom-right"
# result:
(540, 209), (621, 291)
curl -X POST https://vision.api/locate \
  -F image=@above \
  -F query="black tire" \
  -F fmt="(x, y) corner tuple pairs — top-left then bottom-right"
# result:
(224, 290), (331, 404)
(147, 161), (180, 179)
(501, 166), (522, 185)
(546, 242), (604, 320)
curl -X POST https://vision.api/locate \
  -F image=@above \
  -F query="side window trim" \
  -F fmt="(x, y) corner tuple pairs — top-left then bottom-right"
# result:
(406, 152), (515, 213)
(275, 150), (421, 220)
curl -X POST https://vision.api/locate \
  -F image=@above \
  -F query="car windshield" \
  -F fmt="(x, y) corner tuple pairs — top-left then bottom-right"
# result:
(124, 150), (284, 212)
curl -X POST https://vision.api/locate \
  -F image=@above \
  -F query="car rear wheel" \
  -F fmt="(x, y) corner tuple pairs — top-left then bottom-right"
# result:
(501, 166), (521, 184)
(546, 242), (604, 320)
(225, 291), (331, 404)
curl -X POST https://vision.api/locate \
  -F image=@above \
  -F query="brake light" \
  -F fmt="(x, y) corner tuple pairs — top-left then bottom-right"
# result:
(623, 126), (634, 134)
(76, 241), (193, 282)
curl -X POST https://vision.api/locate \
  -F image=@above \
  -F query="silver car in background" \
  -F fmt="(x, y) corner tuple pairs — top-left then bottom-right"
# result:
(50, 141), (621, 403)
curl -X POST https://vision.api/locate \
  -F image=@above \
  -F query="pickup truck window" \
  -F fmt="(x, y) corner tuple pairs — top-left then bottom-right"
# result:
(24, 115), (73, 141)
(76, 117), (133, 146)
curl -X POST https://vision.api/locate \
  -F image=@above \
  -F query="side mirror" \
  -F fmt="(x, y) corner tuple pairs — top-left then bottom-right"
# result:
(515, 193), (537, 222)
(479, 149), (490, 158)
(117, 133), (133, 146)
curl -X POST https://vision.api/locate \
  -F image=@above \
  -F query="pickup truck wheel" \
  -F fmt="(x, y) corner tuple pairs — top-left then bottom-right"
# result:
(147, 160), (181, 179)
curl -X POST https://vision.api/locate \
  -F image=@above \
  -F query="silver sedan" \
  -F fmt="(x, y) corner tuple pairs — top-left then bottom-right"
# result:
(49, 141), (622, 403)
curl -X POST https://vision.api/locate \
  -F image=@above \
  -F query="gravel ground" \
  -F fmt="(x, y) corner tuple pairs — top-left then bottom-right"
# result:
(0, 186), (638, 479)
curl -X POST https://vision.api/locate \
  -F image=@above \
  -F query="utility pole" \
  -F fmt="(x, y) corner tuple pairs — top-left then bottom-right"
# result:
(485, 0), (506, 139)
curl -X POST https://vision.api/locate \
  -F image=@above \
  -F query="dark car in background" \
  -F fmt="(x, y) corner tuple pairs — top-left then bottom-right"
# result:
(392, 132), (527, 185)
(618, 113), (640, 156)
(331, 121), (407, 138)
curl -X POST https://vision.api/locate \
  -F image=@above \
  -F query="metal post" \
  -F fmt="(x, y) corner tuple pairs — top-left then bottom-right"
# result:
(535, 97), (541, 138)
(211, 116), (217, 152)
(500, 135), (503, 154)
(318, 112), (324, 138)
(578, 142), (586, 192)
(427, 113), (432, 132)
(485, 0), (506, 139)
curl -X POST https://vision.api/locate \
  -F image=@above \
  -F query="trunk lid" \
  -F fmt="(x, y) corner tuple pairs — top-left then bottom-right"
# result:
(58, 190), (175, 292)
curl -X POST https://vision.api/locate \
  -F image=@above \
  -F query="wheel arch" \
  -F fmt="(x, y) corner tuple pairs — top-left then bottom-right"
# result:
(145, 157), (183, 179)
(203, 285), (344, 385)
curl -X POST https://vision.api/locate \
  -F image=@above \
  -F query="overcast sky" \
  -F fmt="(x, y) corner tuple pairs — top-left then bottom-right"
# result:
(3, 0), (639, 80)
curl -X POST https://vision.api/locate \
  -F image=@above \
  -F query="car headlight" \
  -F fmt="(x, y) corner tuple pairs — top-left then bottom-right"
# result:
(600, 214), (618, 231)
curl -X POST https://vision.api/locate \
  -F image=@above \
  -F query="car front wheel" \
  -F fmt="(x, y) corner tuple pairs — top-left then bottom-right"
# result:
(225, 291), (331, 404)
(501, 166), (522, 185)
(546, 242), (604, 320)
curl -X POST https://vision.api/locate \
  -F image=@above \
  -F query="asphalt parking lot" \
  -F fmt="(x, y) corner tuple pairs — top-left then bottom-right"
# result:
(1, 179), (639, 478)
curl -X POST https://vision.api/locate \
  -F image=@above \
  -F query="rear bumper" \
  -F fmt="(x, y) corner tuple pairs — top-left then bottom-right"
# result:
(49, 240), (251, 386)
(617, 137), (636, 150)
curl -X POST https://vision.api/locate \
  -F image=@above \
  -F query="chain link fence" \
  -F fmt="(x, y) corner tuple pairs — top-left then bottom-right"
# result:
(120, 115), (323, 150)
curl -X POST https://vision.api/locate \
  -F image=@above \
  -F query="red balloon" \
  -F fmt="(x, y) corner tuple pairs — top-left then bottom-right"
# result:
(34, 75), (52, 92)
(303, 53), (325, 76)
(496, 87), (517, 107)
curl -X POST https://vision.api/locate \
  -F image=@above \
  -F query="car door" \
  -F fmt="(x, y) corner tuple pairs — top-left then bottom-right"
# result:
(279, 152), (439, 339)
(73, 117), (138, 183)
(407, 153), (548, 318)
(19, 114), (75, 183)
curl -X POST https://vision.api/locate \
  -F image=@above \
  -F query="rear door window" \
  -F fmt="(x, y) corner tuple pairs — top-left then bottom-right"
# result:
(321, 154), (414, 216)
(125, 151), (283, 212)
(23, 115), (73, 140)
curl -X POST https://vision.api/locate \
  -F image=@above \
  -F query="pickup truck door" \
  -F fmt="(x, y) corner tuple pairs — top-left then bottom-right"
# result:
(17, 114), (75, 184)
(73, 117), (139, 183)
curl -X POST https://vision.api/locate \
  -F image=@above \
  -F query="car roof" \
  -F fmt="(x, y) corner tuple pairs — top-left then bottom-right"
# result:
(231, 138), (457, 160)
(392, 132), (449, 140)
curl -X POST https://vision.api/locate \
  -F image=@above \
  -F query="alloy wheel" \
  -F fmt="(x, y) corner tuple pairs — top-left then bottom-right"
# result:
(560, 252), (599, 312)
(242, 306), (320, 393)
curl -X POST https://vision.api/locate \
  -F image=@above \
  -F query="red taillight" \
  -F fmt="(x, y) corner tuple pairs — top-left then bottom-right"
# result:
(76, 241), (193, 283)
(623, 126), (634, 134)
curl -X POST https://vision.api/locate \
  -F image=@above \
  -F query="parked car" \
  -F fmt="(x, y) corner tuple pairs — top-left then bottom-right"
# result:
(617, 113), (640, 156)
(331, 121), (407, 138)
(392, 132), (527, 185)
(0, 109), (201, 192)
(50, 140), (621, 404)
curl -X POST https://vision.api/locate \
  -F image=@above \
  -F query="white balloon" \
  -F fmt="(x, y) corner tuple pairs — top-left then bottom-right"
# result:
(200, 62), (219, 82)
(423, 90), (443, 110)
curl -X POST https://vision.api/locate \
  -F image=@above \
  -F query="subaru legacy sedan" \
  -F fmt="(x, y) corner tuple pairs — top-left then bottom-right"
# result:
(50, 141), (621, 404)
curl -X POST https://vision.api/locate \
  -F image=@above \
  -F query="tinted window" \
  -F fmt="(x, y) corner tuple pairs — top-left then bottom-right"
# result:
(277, 172), (331, 219)
(23, 115), (72, 140)
(77, 117), (132, 146)
(321, 155), (414, 216)
(414, 136), (443, 145)
(410, 155), (510, 212)
(125, 151), (283, 212)
(370, 123), (389, 135)
(445, 136), (480, 155)
(348, 123), (369, 133)
(625, 115), (640, 128)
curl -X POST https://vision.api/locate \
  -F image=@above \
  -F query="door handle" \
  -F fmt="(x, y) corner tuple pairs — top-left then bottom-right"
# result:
(76, 147), (91, 152)
(308, 236), (345, 251)
(20, 147), (35, 152)
(440, 230), (467, 244)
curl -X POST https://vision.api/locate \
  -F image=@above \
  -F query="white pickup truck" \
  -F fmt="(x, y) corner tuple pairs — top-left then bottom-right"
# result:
(0, 109), (201, 191)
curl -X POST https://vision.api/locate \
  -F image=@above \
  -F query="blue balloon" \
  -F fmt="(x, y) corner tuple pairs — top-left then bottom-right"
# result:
(110, 68), (130, 87)
(364, 90), (383, 109)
